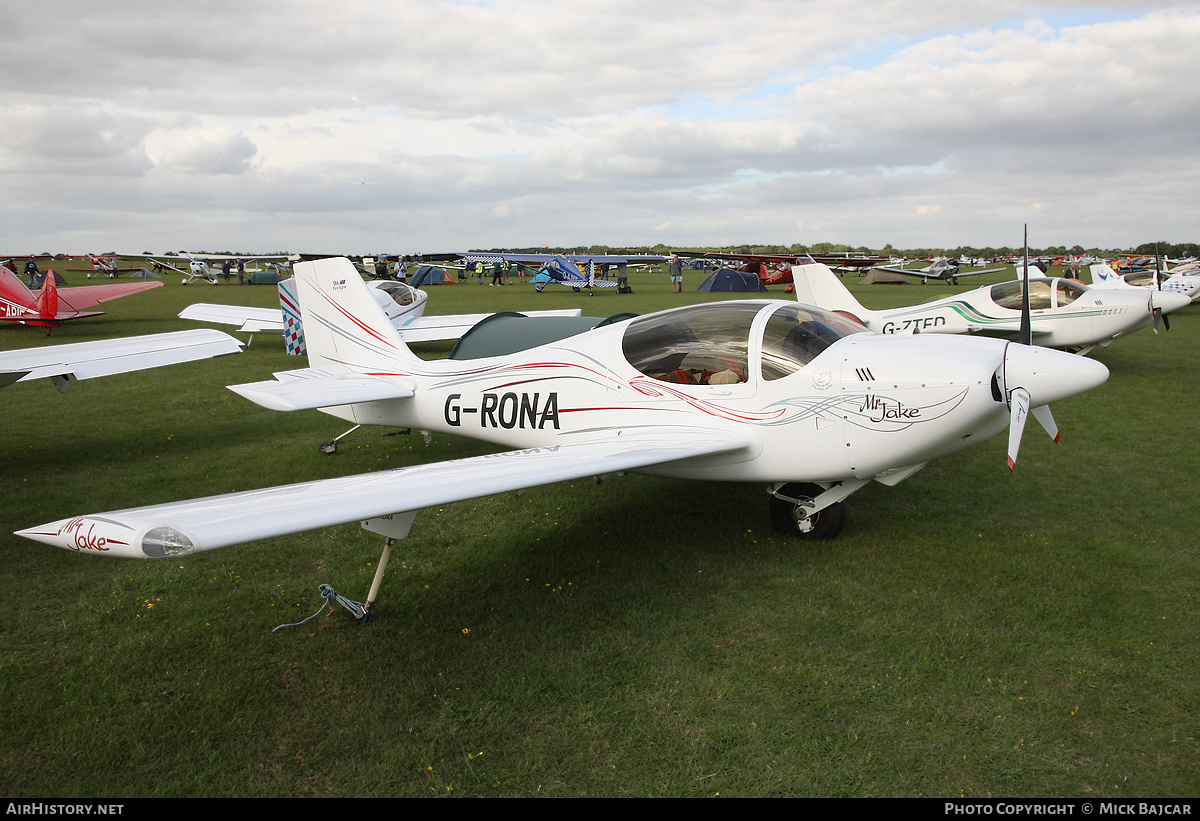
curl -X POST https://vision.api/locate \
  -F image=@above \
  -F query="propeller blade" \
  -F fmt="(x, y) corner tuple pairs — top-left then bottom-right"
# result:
(1020, 226), (1032, 346)
(1031, 404), (1060, 444)
(1007, 387), (1031, 471)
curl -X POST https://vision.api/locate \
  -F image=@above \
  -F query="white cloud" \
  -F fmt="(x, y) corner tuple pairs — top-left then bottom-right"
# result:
(154, 131), (259, 175)
(0, 104), (153, 176)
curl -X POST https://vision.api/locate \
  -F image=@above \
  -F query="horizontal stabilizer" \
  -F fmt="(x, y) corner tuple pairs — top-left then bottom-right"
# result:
(228, 365), (415, 411)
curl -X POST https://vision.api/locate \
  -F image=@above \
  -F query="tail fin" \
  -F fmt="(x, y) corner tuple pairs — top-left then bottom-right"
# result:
(789, 262), (872, 323)
(293, 258), (420, 369)
(277, 277), (306, 356)
(1086, 263), (1121, 287)
(33, 270), (58, 319)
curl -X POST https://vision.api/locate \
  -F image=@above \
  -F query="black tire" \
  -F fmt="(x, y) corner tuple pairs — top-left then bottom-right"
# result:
(769, 483), (847, 539)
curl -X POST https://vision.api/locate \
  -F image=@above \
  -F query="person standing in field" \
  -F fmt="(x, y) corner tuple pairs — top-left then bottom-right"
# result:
(668, 255), (683, 294)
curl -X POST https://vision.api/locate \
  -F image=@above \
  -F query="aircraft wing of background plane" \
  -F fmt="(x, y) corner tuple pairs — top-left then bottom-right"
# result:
(701, 252), (893, 285)
(0, 329), (243, 392)
(16, 427), (750, 556)
(179, 303), (287, 333)
(51, 281), (163, 311)
(869, 261), (1009, 282)
(179, 300), (585, 343)
(460, 253), (665, 266)
(704, 252), (888, 269)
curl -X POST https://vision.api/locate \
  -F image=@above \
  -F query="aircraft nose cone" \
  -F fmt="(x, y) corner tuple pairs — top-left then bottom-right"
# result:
(1004, 344), (1109, 407)
(1151, 289), (1191, 315)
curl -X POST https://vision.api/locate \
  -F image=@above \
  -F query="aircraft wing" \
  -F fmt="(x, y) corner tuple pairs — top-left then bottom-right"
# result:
(143, 257), (191, 276)
(706, 252), (887, 268)
(16, 427), (754, 557)
(54, 281), (162, 311)
(179, 303), (286, 333)
(870, 265), (932, 277)
(944, 266), (1008, 278)
(870, 265), (1008, 279)
(541, 277), (619, 289)
(459, 253), (664, 266)
(0, 329), (243, 388)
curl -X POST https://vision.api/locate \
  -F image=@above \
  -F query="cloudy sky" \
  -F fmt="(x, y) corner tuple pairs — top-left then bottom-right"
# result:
(2, 1), (1197, 255)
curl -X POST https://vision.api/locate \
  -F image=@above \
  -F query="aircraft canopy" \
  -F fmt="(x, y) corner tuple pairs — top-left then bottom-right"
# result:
(621, 302), (867, 386)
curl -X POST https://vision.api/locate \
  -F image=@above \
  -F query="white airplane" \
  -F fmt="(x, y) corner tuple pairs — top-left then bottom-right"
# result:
(0, 329), (242, 393)
(1167, 258), (1200, 276)
(868, 256), (1009, 285)
(16, 257), (1110, 621)
(1084, 262), (1200, 304)
(144, 253), (296, 285)
(180, 277), (584, 351)
(791, 262), (1190, 355)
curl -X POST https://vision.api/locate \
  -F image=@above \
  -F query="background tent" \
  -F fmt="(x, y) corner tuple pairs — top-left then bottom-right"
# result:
(695, 267), (766, 292)
(245, 270), (286, 285)
(410, 266), (455, 286)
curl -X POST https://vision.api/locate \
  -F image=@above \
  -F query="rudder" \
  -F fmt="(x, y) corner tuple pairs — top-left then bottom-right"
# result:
(790, 262), (872, 323)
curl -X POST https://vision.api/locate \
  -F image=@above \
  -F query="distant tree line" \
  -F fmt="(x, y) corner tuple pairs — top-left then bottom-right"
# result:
(175, 242), (1198, 260)
(477, 241), (1199, 259)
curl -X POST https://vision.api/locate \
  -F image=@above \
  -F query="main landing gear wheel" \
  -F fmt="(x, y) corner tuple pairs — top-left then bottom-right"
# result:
(769, 482), (846, 540)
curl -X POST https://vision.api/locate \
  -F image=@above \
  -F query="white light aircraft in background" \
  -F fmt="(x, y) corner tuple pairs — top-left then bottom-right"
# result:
(1084, 262), (1200, 304)
(18, 257), (1109, 622)
(868, 256), (1009, 285)
(145, 253), (297, 285)
(790, 262), (1190, 355)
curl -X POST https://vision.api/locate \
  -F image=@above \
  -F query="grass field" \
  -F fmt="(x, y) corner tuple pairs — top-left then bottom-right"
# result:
(1, 259), (1196, 797)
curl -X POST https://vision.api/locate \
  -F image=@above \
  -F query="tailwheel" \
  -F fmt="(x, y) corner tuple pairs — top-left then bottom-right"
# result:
(769, 482), (846, 539)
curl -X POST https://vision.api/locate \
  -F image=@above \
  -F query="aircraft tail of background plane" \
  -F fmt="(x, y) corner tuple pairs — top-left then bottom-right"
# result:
(278, 277), (306, 356)
(1086, 263), (1123, 286)
(789, 263), (875, 324)
(293, 257), (421, 369)
(0, 265), (60, 327)
(33, 268), (58, 319)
